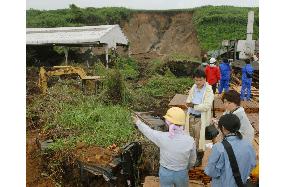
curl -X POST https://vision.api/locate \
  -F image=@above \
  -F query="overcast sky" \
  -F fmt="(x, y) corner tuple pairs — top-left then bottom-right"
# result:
(26, 0), (259, 10)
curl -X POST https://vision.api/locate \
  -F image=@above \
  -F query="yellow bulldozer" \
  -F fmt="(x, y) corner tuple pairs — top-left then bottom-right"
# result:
(38, 66), (103, 94)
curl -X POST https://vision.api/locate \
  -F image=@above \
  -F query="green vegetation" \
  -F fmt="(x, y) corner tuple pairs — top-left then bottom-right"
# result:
(27, 5), (132, 27)
(193, 6), (259, 51)
(27, 5), (259, 51)
(99, 68), (133, 105)
(92, 61), (108, 76)
(131, 71), (194, 112)
(27, 82), (137, 151)
(27, 57), (139, 151)
(27, 55), (195, 151)
(139, 75), (193, 98)
(115, 57), (139, 80)
(48, 102), (136, 151)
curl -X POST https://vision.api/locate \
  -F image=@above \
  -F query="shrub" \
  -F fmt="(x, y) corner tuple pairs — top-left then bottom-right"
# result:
(139, 75), (194, 98)
(98, 69), (133, 105)
(115, 57), (139, 80)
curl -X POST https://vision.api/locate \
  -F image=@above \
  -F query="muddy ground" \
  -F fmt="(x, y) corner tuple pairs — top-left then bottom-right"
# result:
(27, 130), (57, 187)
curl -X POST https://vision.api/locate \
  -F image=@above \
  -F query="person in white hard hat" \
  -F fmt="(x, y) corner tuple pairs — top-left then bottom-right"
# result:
(204, 57), (220, 118)
(205, 58), (220, 94)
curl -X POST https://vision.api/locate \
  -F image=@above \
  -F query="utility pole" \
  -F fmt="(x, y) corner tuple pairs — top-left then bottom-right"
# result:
(244, 11), (255, 58)
(246, 11), (254, 41)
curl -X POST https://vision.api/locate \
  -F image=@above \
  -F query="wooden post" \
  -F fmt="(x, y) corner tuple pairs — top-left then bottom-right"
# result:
(234, 40), (237, 61)
(226, 46), (229, 58)
(39, 67), (48, 94)
(81, 79), (86, 94)
(64, 47), (68, 65)
(105, 45), (109, 69)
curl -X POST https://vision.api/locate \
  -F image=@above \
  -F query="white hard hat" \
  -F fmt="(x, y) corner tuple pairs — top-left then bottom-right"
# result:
(209, 58), (216, 64)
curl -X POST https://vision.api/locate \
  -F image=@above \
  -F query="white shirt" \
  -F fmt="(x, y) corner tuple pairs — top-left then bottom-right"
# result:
(224, 107), (254, 143)
(189, 84), (206, 115)
(136, 120), (197, 171)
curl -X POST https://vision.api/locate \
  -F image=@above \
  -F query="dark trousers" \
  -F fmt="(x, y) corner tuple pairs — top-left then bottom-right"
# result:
(211, 83), (217, 117)
(211, 83), (217, 94)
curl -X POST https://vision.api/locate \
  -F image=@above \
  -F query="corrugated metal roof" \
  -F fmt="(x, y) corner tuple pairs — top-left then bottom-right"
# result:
(26, 25), (128, 48)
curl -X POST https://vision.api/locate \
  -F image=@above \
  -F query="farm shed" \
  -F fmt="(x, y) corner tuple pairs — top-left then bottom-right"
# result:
(26, 25), (129, 67)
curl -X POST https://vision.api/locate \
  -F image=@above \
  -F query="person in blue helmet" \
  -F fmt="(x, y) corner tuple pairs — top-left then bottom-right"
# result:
(240, 58), (254, 101)
(218, 58), (231, 94)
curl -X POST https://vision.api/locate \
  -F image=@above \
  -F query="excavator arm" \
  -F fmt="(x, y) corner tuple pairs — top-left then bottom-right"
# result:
(38, 66), (102, 94)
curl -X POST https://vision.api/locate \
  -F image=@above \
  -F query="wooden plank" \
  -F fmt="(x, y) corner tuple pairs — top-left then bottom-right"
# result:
(168, 94), (188, 109)
(143, 176), (210, 187)
(134, 112), (165, 130)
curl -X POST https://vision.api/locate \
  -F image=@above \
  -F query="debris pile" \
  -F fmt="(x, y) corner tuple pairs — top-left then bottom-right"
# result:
(188, 168), (212, 185)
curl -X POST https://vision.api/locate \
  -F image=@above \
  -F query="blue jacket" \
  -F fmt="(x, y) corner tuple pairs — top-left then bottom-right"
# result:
(205, 136), (256, 187)
(219, 62), (231, 80)
(242, 64), (254, 82)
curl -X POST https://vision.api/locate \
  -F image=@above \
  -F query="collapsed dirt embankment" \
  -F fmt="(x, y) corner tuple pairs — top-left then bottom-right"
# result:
(122, 12), (201, 59)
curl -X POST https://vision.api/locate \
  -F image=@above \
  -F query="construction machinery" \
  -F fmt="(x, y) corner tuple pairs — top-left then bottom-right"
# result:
(78, 142), (142, 187)
(38, 66), (103, 94)
(209, 11), (258, 62)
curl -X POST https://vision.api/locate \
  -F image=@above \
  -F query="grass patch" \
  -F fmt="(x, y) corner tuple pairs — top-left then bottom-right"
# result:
(115, 57), (139, 80)
(27, 6), (132, 27)
(139, 75), (194, 97)
(98, 68), (133, 105)
(47, 102), (136, 151)
(27, 81), (137, 152)
(130, 74), (194, 113)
